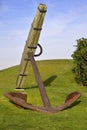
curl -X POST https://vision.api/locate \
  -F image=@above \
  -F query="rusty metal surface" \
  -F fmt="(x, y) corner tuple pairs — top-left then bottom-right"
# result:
(5, 91), (81, 113)
(7, 92), (27, 102)
(65, 91), (81, 103)
(29, 52), (51, 107)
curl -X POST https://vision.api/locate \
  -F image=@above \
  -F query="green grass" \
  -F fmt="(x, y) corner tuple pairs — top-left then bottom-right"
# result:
(0, 59), (87, 130)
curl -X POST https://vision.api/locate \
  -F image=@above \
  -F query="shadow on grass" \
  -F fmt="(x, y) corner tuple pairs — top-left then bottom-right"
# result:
(66, 100), (81, 110)
(24, 75), (57, 89)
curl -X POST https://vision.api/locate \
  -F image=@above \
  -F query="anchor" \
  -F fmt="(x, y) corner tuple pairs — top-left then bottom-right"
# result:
(5, 4), (81, 113)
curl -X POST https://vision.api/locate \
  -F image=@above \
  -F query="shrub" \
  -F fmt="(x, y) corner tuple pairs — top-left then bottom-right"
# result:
(72, 38), (87, 86)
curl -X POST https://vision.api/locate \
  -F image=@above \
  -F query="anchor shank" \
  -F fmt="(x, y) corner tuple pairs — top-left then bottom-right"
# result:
(29, 52), (51, 107)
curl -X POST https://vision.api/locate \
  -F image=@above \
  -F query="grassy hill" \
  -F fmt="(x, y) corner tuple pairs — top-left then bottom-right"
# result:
(0, 59), (87, 130)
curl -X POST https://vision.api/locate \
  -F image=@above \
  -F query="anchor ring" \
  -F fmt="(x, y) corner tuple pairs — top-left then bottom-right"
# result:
(34, 43), (43, 57)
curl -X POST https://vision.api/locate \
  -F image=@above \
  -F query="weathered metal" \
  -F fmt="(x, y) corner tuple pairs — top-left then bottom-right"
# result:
(29, 52), (51, 107)
(5, 91), (81, 113)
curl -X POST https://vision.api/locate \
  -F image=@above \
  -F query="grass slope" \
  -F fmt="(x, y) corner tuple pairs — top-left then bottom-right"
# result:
(0, 59), (87, 130)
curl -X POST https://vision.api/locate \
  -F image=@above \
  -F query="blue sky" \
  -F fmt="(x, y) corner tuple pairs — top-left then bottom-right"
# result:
(0, 0), (87, 70)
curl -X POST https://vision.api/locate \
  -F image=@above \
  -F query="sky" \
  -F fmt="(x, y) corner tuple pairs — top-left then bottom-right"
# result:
(0, 0), (87, 70)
